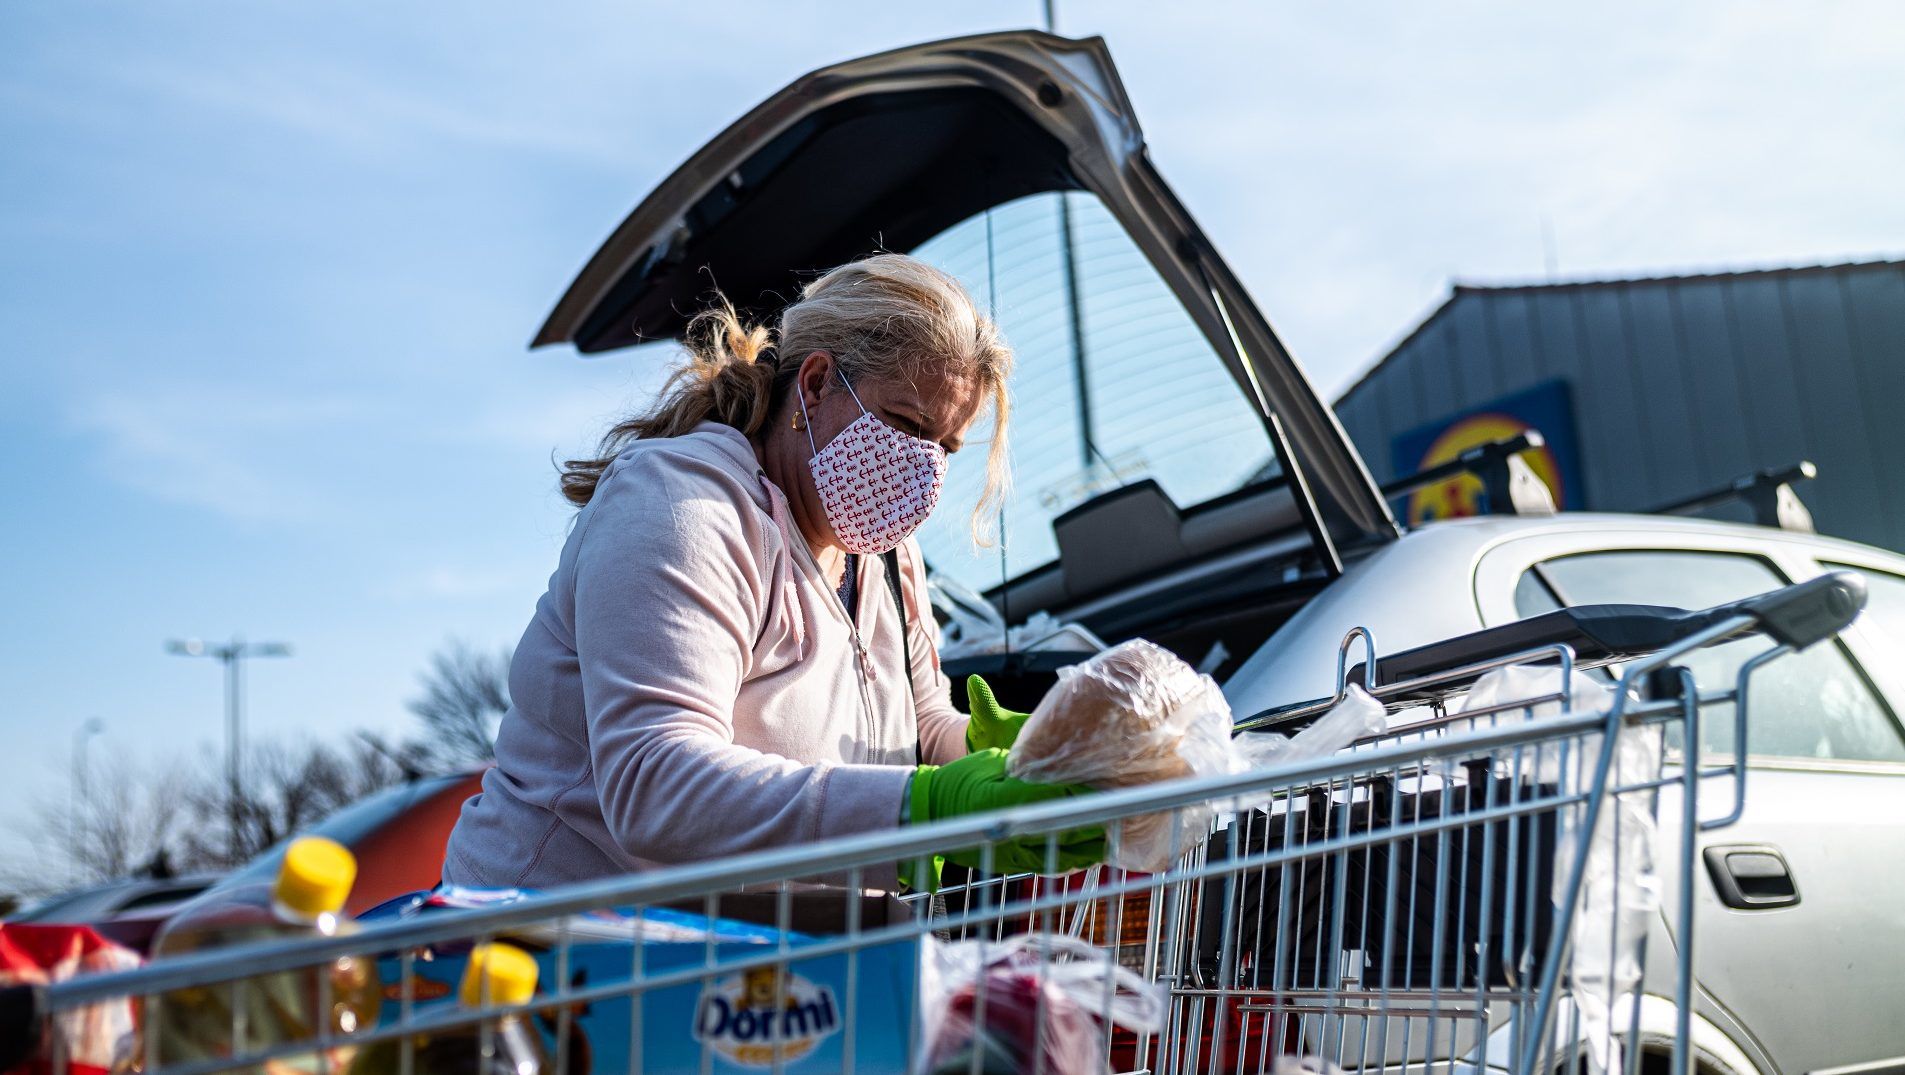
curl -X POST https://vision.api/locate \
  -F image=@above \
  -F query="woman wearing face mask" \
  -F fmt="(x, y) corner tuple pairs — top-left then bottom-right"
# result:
(441, 254), (1104, 891)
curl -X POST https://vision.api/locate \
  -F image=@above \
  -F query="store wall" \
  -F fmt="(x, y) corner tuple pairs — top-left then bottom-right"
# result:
(1335, 261), (1905, 553)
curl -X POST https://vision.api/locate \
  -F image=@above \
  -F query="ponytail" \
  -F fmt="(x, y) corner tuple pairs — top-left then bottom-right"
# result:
(558, 304), (791, 507)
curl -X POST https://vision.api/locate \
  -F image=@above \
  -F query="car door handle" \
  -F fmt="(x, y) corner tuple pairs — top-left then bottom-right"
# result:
(1703, 845), (1800, 909)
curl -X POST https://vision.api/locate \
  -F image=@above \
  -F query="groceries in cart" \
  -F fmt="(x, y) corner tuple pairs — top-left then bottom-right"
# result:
(345, 943), (548, 1075)
(142, 835), (379, 1073)
(1007, 639), (1385, 870)
(359, 886), (919, 1073)
(916, 934), (1163, 1075)
(361, 884), (794, 945)
(1457, 663), (1663, 1075)
(0, 922), (141, 1075)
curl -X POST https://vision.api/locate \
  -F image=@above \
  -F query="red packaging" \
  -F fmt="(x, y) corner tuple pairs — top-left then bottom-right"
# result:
(917, 934), (1164, 1075)
(0, 925), (141, 1075)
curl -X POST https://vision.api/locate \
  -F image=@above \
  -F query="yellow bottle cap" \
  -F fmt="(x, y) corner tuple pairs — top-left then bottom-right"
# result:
(460, 943), (540, 1008)
(272, 836), (357, 919)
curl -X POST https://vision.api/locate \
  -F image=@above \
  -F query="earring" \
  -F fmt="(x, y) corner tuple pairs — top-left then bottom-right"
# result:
(791, 408), (805, 432)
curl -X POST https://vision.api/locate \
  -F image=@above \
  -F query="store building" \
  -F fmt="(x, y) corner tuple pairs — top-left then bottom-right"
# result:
(1334, 259), (1905, 553)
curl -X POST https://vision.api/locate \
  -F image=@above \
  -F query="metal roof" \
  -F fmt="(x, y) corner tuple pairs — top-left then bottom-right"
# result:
(1338, 256), (1905, 407)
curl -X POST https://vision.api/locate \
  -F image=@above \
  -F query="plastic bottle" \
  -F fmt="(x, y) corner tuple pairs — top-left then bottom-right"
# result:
(146, 836), (381, 1073)
(347, 943), (548, 1075)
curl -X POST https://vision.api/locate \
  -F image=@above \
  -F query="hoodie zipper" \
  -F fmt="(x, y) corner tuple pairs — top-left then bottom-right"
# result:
(757, 470), (886, 762)
(830, 559), (884, 758)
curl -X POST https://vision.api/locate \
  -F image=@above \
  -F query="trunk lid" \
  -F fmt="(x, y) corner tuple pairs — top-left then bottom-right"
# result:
(535, 30), (1398, 579)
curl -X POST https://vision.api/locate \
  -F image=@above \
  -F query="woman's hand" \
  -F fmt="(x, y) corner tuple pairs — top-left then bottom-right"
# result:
(963, 675), (1031, 753)
(903, 749), (1105, 888)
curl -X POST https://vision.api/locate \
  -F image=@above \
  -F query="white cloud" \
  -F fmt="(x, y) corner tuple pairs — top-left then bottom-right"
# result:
(89, 54), (630, 168)
(69, 386), (378, 524)
(375, 564), (519, 602)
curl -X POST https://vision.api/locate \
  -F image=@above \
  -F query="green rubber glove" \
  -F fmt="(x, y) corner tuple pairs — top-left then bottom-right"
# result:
(964, 675), (1031, 753)
(903, 749), (1106, 890)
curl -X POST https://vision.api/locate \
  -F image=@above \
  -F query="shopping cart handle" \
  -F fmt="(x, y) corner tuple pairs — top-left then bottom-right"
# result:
(1723, 570), (1867, 650)
(1335, 604), (1699, 698)
(1343, 571), (1866, 693)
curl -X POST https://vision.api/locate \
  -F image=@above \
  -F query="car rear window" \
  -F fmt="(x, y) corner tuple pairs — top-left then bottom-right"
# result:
(908, 190), (1276, 592)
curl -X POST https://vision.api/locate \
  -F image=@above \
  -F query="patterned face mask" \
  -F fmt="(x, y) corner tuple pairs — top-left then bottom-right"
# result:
(797, 372), (948, 555)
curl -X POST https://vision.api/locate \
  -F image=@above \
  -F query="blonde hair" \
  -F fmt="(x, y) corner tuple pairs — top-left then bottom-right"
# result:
(560, 253), (1013, 542)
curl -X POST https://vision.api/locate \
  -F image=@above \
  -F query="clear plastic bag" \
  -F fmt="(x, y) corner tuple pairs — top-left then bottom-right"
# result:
(1231, 684), (1387, 771)
(914, 933), (1164, 1075)
(1272, 1057), (1347, 1075)
(1451, 664), (1662, 1075)
(1007, 640), (1386, 870)
(930, 576), (1108, 660)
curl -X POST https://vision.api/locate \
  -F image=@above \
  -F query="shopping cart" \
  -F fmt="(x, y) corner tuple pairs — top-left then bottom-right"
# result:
(12, 572), (1866, 1075)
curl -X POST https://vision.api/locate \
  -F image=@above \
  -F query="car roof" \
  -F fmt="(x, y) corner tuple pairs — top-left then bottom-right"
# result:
(1402, 511), (1905, 566)
(1222, 509), (1904, 716)
(11, 873), (222, 923)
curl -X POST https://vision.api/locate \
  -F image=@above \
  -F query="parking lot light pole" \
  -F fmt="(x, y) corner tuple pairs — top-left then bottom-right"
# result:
(165, 636), (292, 865)
(69, 717), (104, 887)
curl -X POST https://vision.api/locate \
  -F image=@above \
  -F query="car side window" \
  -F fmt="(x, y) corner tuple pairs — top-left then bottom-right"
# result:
(1512, 569), (1564, 616)
(1513, 550), (1905, 763)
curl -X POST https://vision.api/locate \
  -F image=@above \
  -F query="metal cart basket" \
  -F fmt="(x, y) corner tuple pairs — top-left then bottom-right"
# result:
(16, 573), (1867, 1075)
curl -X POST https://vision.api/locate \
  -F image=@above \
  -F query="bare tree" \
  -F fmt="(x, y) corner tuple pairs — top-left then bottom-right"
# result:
(0, 733), (420, 893)
(173, 736), (411, 871)
(405, 641), (511, 770)
(12, 756), (192, 896)
(2, 642), (508, 896)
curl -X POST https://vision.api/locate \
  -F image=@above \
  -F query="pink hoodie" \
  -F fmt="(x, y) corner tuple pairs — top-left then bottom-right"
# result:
(441, 423), (969, 891)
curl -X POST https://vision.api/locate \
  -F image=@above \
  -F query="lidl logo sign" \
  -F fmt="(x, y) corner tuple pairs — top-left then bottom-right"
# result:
(1405, 412), (1562, 523)
(693, 965), (841, 1067)
(1390, 379), (1582, 524)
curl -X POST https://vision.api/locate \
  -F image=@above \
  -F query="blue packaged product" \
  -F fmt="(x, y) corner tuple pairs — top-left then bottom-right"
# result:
(366, 888), (919, 1073)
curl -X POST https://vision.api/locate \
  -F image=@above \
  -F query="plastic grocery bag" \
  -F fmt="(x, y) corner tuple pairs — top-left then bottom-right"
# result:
(914, 933), (1163, 1075)
(1008, 640), (1387, 871)
(1451, 664), (1661, 1075)
(1272, 1057), (1346, 1075)
(1231, 685), (1388, 772)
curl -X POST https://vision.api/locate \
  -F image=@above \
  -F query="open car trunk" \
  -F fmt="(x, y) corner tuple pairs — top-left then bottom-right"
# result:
(536, 30), (1397, 695)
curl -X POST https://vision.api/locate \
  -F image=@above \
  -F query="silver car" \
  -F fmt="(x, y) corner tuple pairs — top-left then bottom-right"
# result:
(1227, 514), (1905, 1075)
(536, 30), (1905, 1075)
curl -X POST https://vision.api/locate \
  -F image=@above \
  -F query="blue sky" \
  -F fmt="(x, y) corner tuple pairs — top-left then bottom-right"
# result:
(5, 1), (1903, 863)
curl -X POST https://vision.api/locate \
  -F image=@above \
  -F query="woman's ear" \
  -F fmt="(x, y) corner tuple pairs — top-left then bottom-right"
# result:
(795, 350), (836, 405)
